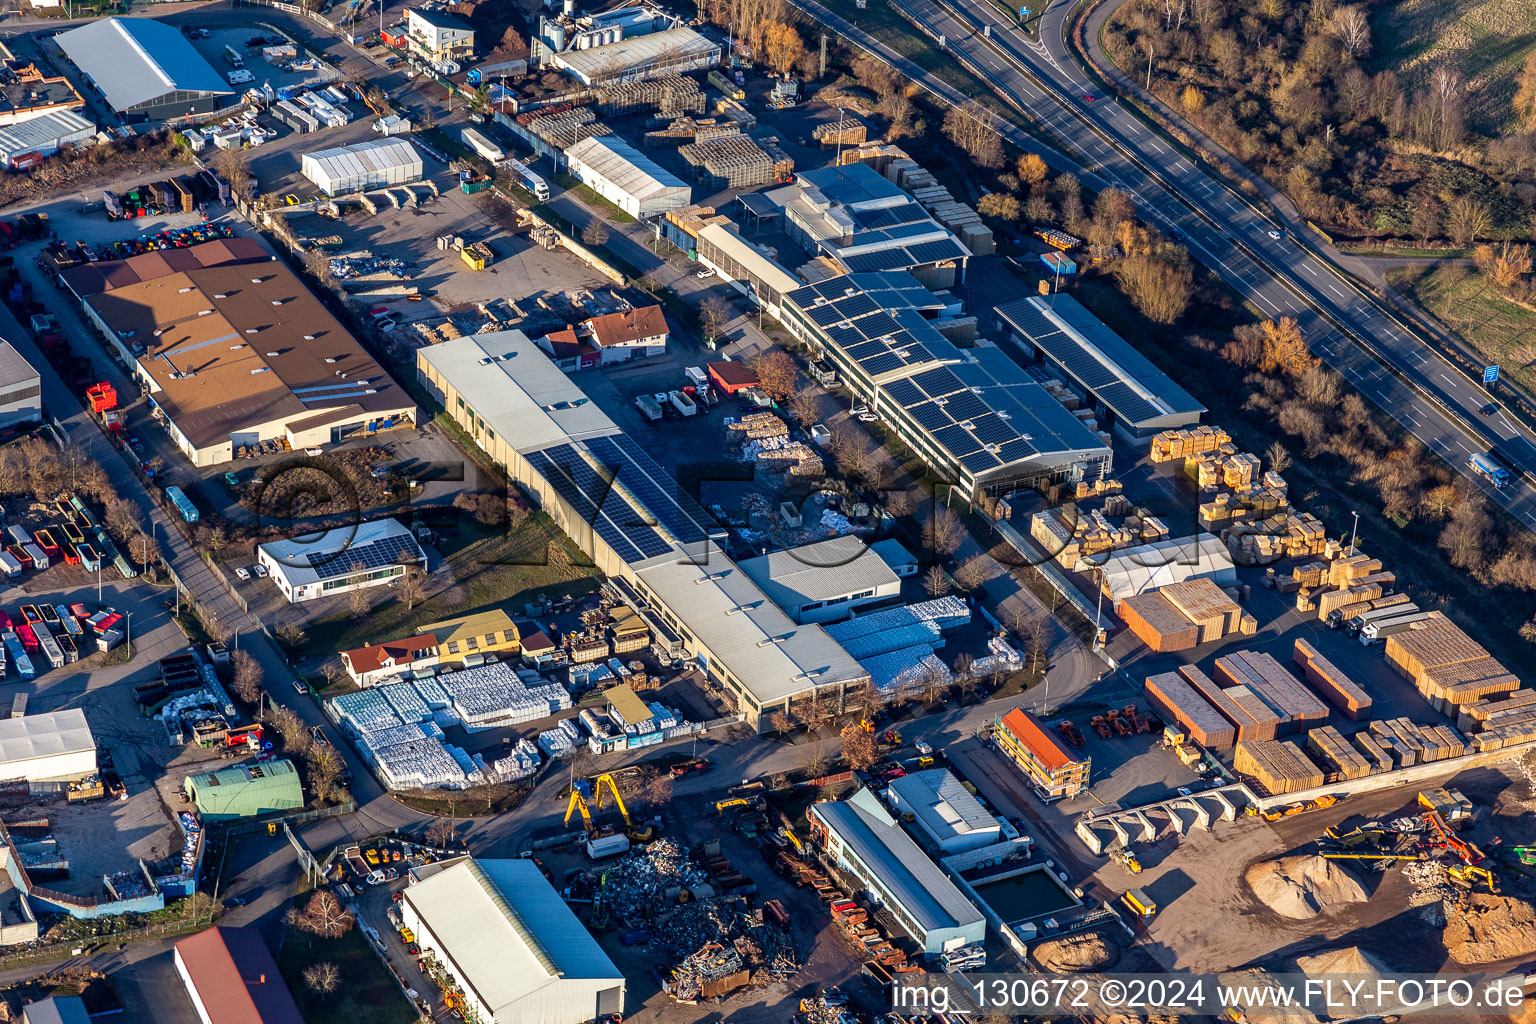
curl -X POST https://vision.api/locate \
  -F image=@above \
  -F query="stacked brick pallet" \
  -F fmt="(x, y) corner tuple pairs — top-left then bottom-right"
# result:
(1234, 738), (1325, 795)
(1292, 639), (1372, 720)
(1214, 651), (1330, 731)
(1145, 671), (1236, 749)
(1119, 592), (1198, 652)
(1384, 612), (1522, 711)
(1305, 725), (1374, 781)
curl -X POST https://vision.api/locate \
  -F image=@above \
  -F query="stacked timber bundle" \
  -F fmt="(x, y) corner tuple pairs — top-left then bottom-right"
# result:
(1471, 708), (1536, 751)
(1179, 664), (1273, 740)
(1225, 512), (1327, 566)
(1366, 718), (1468, 766)
(1292, 639), (1372, 720)
(1223, 684), (1285, 741)
(1328, 554), (1382, 586)
(1150, 425), (1232, 463)
(1214, 651), (1329, 731)
(1313, 582), (1383, 622)
(1350, 731), (1393, 772)
(1384, 612), (1522, 710)
(1304, 726), (1374, 781)
(1119, 591), (1198, 652)
(1234, 739), (1326, 795)
(1029, 508), (1081, 567)
(1455, 689), (1536, 732)
(1144, 671), (1235, 749)
(1160, 578), (1242, 643)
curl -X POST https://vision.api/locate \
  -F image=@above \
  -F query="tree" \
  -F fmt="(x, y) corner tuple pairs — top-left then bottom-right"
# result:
(954, 554), (990, 591)
(1264, 441), (1292, 475)
(1490, 243), (1533, 289)
(1517, 51), (1536, 129)
(923, 506), (965, 559)
(977, 193), (1021, 221)
(1026, 618), (1049, 674)
(924, 564), (952, 597)
(214, 147), (253, 201)
(1328, 5), (1370, 56)
(942, 102), (1005, 168)
(1438, 496), (1491, 569)
(348, 562), (370, 615)
(1112, 254), (1193, 324)
(129, 531), (159, 574)
(788, 388), (820, 428)
(297, 891), (355, 938)
(761, 21), (808, 74)
(697, 296), (733, 343)
(840, 725), (879, 770)
(1412, 197), (1443, 245)
(310, 745), (346, 800)
(581, 219), (609, 246)
(770, 710), (794, 735)
(230, 650), (262, 704)
(1257, 317), (1314, 377)
(303, 962), (340, 1000)
(1016, 153), (1049, 186)
(425, 818), (457, 849)
(397, 564), (427, 612)
(751, 349), (798, 401)
(1180, 85), (1205, 114)
(1422, 484), (1461, 520)
(1447, 196), (1491, 247)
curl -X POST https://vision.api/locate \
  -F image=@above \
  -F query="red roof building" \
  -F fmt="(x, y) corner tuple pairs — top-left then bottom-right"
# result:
(173, 927), (304, 1024)
(994, 708), (1089, 801)
(534, 326), (601, 372)
(708, 359), (758, 395)
(340, 632), (442, 686)
(581, 306), (667, 365)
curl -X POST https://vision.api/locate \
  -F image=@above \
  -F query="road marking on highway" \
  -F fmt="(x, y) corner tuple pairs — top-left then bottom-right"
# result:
(1440, 374), (1455, 386)
(1326, 284), (1346, 298)
(1302, 264), (1317, 277)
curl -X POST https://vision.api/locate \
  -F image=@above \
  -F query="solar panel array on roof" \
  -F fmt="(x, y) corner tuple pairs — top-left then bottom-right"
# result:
(307, 532), (421, 581)
(997, 295), (1204, 428)
(789, 275), (963, 381)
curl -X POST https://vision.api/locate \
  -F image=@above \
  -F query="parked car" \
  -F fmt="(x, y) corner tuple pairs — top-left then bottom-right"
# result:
(253, 564), (268, 578)
(235, 567), (251, 580)
(292, 680), (307, 695)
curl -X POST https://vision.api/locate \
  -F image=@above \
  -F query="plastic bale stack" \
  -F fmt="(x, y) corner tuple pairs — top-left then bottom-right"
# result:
(1292, 639), (1372, 721)
(1160, 577), (1242, 643)
(1305, 725), (1373, 780)
(1234, 739), (1325, 795)
(1118, 591), (1198, 652)
(1145, 671), (1235, 749)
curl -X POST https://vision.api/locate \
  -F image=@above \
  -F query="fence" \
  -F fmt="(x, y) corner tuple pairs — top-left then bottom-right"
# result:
(224, 798), (357, 839)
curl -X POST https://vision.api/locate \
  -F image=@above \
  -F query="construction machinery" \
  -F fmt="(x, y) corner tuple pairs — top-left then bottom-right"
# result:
(1091, 715), (1112, 739)
(1110, 847), (1142, 874)
(779, 826), (806, 857)
(1506, 846), (1536, 866)
(566, 774), (652, 841)
(1123, 705), (1150, 733)
(1320, 852), (1422, 862)
(1056, 719), (1087, 749)
(1422, 809), (1485, 864)
(1162, 726), (1203, 767)
(1324, 825), (1389, 849)
(1121, 888), (1157, 918)
(1447, 864), (1498, 892)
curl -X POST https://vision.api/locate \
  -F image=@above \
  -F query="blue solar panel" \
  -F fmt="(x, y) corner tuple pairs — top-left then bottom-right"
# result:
(862, 352), (904, 376)
(528, 447), (644, 564)
(837, 291), (879, 318)
(933, 424), (981, 457)
(305, 532), (420, 580)
(808, 303), (845, 327)
(970, 413), (1019, 446)
(908, 401), (951, 431)
(913, 367), (965, 399)
(885, 379), (925, 408)
(854, 311), (900, 338)
(589, 436), (712, 547)
(943, 390), (989, 422)
(960, 449), (1003, 472)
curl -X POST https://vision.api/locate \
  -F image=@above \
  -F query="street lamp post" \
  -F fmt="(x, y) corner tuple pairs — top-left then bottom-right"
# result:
(1349, 510), (1359, 554)
(1091, 564), (1105, 651)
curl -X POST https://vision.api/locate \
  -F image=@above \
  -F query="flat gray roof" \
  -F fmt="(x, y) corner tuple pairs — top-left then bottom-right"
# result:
(738, 535), (898, 609)
(889, 768), (999, 843)
(0, 340), (39, 390)
(57, 18), (232, 112)
(812, 788), (984, 936)
(553, 26), (717, 81)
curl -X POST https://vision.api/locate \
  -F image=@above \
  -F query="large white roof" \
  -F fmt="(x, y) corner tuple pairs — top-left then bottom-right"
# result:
(56, 18), (232, 112)
(888, 768), (998, 843)
(738, 535), (899, 609)
(565, 135), (688, 206)
(0, 708), (93, 768)
(405, 858), (622, 1019)
(302, 138), (422, 184)
(1097, 532), (1236, 603)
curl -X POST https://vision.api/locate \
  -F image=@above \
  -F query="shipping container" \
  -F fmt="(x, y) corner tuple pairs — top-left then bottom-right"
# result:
(585, 833), (630, 859)
(0, 551), (19, 578)
(22, 543), (47, 571)
(165, 485), (199, 523)
(6, 525), (29, 548)
(75, 543), (100, 571)
(8, 694), (22, 718)
(2, 633), (31, 680)
(34, 622), (62, 669)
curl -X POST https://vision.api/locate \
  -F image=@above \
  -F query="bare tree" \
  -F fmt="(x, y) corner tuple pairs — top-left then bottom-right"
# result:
(751, 349), (799, 401)
(426, 818), (456, 848)
(297, 891), (355, 938)
(770, 710), (794, 735)
(230, 650), (262, 704)
(925, 564), (952, 597)
(954, 554), (991, 591)
(129, 531), (159, 575)
(214, 147), (253, 200)
(348, 562), (370, 615)
(581, 219), (609, 247)
(303, 962), (341, 999)
(1447, 196), (1492, 247)
(1112, 254), (1193, 324)
(1027, 619), (1049, 674)
(840, 725), (880, 770)
(1263, 441), (1292, 475)
(309, 745), (345, 800)
(397, 564), (427, 612)
(697, 296), (733, 344)
(1328, 5), (1371, 56)
(787, 388), (820, 428)
(942, 102), (1005, 168)
(922, 507), (966, 560)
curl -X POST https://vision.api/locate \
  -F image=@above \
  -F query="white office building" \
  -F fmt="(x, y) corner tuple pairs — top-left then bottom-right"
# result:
(738, 535), (901, 624)
(257, 518), (426, 603)
(887, 768), (1002, 854)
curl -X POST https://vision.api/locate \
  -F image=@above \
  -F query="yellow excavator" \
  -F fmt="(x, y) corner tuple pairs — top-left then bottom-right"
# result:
(1447, 864), (1498, 893)
(566, 774), (653, 842)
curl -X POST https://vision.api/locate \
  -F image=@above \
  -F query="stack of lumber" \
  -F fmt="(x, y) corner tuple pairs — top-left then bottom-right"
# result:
(1305, 725), (1374, 781)
(1160, 578), (1242, 643)
(1350, 730), (1393, 773)
(1292, 563), (1329, 588)
(1119, 591), (1198, 652)
(727, 412), (788, 440)
(1384, 612), (1521, 709)
(1150, 425), (1231, 463)
(1234, 739), (1325, 795)
(1214, 651), (1330, 731)
(1145, 671), (1235, 749)
(1220, 452), (1262, 488)
(1313, 582), (1384, 622)
(1455, 689), (1536, 732)
(1328, 554), (1382, 586)
(1029, 508), (1079, 565)
(1367, 718), (1469, 767)
(1199, 489), (1289, 530)
(1179, 665), (1278, 740)
(1418, 658), (1521, 711)
(1292, 639), (1372, 720)
(1471, 707), (1536, 751)
(1225, 512), (1328, 566)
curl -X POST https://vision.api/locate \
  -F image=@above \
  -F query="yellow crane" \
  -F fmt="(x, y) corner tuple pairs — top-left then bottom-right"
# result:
(565, 774), (644, 837)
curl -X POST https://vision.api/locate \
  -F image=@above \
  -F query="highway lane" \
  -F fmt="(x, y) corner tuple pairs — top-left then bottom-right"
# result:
(802, 0), (1536, 529)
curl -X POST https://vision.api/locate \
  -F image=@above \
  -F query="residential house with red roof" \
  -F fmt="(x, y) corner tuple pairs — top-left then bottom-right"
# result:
(580, 306), (667, 365)
(994, 707), (1089, 801)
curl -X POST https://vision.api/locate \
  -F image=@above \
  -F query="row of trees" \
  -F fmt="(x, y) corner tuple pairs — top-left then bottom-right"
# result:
(227, 651), (350, 802)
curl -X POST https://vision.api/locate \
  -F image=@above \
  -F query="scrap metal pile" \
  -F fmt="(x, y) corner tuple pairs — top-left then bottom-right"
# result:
(327, 253), (407, 279)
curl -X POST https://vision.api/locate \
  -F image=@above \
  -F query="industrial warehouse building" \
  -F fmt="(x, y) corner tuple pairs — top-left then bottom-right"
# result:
(301, 138), (423, 196)
(994, 708), (1089, 801)
(77, 254), (415, 466)
(0, 709), (95, 788)
(401, 857), (625, 1024)
(183, 760), (304, 821)
(0, 66), (85, 128)
(0, 109), (94, 169)
(0, 342), (41, 430)
(995, 294), (1206, 441)
(258, 518), (426, 604)
(887, 768), (1003, 854)
(418, 330), (869, 729)
(550, 26), (719, 84)
(739, 535), (901, 624)
(56, 18), (233, 121)
(564, 135), (689, 219)
(780, 272), (1112, 502)
(174, 927), (303, 1024)
(809, 788), (985, 955)
(695, 222), (801, 319)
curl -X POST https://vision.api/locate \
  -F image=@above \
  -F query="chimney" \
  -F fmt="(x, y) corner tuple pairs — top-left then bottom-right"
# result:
(258, 974), (266, 984)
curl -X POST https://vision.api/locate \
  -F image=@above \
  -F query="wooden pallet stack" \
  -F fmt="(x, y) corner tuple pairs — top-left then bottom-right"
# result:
(1455, 689), (1536, 732)
(1150, 425), (1232, 463)
(1225, 512), (1328, 566)
(1292, 639), (1372, 720)
(1234, 738), (1326, 794)
(1384, 612), (1522, 711)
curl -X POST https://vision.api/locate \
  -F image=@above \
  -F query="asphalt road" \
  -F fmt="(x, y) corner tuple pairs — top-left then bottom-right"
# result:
(797, 0), (1536, 531)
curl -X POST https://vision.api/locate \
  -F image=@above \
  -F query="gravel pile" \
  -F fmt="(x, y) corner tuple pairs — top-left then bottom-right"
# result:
(1245, 854), (1368, 920)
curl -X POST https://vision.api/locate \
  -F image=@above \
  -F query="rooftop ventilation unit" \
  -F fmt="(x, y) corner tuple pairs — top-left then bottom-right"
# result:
(178, 287), (193, 293)
(250, 367), (271, 375)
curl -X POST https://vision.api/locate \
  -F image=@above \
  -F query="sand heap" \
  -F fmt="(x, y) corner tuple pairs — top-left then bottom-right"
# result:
(1245, 855), (1368, 920)
(1295, 946), (1392, 975)
(1443, 892), (1536, 964)
(1035, 930), (1118, 972)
